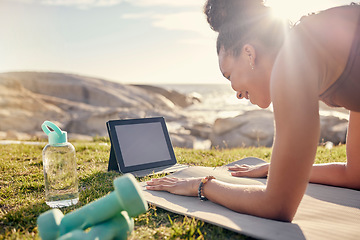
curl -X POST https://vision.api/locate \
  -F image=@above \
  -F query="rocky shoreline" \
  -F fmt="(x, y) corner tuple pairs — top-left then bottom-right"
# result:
(0, 72), (348, 149)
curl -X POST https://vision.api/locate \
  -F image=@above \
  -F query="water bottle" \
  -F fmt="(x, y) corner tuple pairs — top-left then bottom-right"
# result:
(41, 121), (79, 208)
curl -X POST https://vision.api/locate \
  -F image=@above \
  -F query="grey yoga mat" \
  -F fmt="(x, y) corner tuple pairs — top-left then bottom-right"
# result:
(140, 157), (360, 240)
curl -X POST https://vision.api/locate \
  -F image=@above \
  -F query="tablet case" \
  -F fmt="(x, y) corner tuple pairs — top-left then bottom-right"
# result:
(107, 144), (118, 172)
(106, 117), (178, 174)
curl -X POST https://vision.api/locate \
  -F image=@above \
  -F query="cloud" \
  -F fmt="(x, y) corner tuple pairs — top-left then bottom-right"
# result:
(7, 0), (202, 8)
(178, 38), (216, 46)
(122, 12), (153, 19)
(153, 12), (214, 37)
(4, 0), (34, 3)
(41, 0), (122, 7)
(123, 11), (217, 47)
(8, 0), (214, 43)
(123, 11), (215, 39)
(5, 0), (123, 7)
(131, 0), (202, 7)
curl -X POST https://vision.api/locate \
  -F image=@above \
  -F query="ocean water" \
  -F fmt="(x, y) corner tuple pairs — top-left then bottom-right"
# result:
(158, 84), (349, 122)
(159, 84), (265, 123)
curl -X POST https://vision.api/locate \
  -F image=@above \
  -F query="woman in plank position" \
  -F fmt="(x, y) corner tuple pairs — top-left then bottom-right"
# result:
(146, 0), (360, 222)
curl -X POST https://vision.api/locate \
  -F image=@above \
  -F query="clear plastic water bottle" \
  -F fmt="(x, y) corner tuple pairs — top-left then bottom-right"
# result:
(41, 121), (79, 208)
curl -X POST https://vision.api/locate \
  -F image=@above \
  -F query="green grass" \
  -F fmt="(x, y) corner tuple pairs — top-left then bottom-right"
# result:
(0, 140), (346, 239)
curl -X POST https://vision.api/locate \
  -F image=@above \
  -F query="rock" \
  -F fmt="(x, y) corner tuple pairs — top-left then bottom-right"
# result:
(0, 131), (6, 140)
(184, 123), (213, 139)
(319, 115), (348, 144)
(1, 72), (176, 109)
(68, 133), (94, 142)
(210, 110), (349, 148)
(0, 72), (194, 138)
(132, 85), (201, 108)
(5, 130), (32, 141)
(210, 110), (274, 148)
(169, 133), (196, 148)
(0, 81), (68, 133)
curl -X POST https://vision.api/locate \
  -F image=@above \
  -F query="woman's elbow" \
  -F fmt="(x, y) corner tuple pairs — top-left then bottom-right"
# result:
(263, 204), (296, 222)
(271, 209), (296, 222)
(260, 195), (300, 222)
(344, 164), (360, 190)
(345, 174), (360, 190)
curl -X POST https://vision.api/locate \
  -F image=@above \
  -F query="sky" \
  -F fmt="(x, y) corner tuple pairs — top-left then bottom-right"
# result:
(0, 0), (354, 84)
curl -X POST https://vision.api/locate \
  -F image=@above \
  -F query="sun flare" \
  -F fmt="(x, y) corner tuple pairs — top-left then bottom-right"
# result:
(266, 0), (348, 23)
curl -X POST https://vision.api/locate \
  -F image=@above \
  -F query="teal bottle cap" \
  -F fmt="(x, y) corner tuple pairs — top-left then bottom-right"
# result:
(42, 121), (67, 145)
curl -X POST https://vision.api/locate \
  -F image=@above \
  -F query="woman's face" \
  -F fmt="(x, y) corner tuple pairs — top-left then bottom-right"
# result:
(218, 46), (272, 109)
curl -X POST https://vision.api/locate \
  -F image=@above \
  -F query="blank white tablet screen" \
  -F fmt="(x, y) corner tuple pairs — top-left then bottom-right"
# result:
(115, 122), (172, 167)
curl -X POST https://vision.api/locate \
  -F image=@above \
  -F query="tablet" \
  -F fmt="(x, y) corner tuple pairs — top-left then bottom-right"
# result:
(107, 117), (179, 175)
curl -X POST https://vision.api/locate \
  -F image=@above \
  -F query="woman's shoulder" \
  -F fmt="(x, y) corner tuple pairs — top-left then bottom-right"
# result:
(292, 5), (359, 43)
(282, 5), (360, 89)
(293, 5), (360, 45)
(271, 5), (359, 95)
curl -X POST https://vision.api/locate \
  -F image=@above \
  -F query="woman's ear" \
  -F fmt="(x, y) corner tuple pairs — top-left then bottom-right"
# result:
(243, 44), (256, 61)
(243, 44), (256, 69)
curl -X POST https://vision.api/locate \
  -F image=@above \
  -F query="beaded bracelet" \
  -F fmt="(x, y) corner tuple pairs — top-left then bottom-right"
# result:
(198, 176), (215, 201)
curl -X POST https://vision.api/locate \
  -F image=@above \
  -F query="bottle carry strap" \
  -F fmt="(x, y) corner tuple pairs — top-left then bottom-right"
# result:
(42, 121), (63, 137)
(42, 121), (67, 145)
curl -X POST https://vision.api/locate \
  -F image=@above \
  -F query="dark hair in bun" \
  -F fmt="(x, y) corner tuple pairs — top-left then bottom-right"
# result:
(204, 0), (289, 56)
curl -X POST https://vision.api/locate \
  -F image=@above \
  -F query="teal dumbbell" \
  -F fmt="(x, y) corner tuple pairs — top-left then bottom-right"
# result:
(58, 211), (134, 240)
(59, 173), (147, 234)
(37, 174), (148, 240)
(37, 208), (64, 240)
(38, 210), (133, 240)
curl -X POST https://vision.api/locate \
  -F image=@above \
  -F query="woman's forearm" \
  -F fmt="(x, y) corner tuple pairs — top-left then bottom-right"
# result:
(202, 180), (290, 221)
(309, 163), (358, 189)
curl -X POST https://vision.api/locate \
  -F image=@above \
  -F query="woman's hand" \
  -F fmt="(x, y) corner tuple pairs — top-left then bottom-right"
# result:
(228, 163), (269, 178)
(146, 177), (202, 196)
